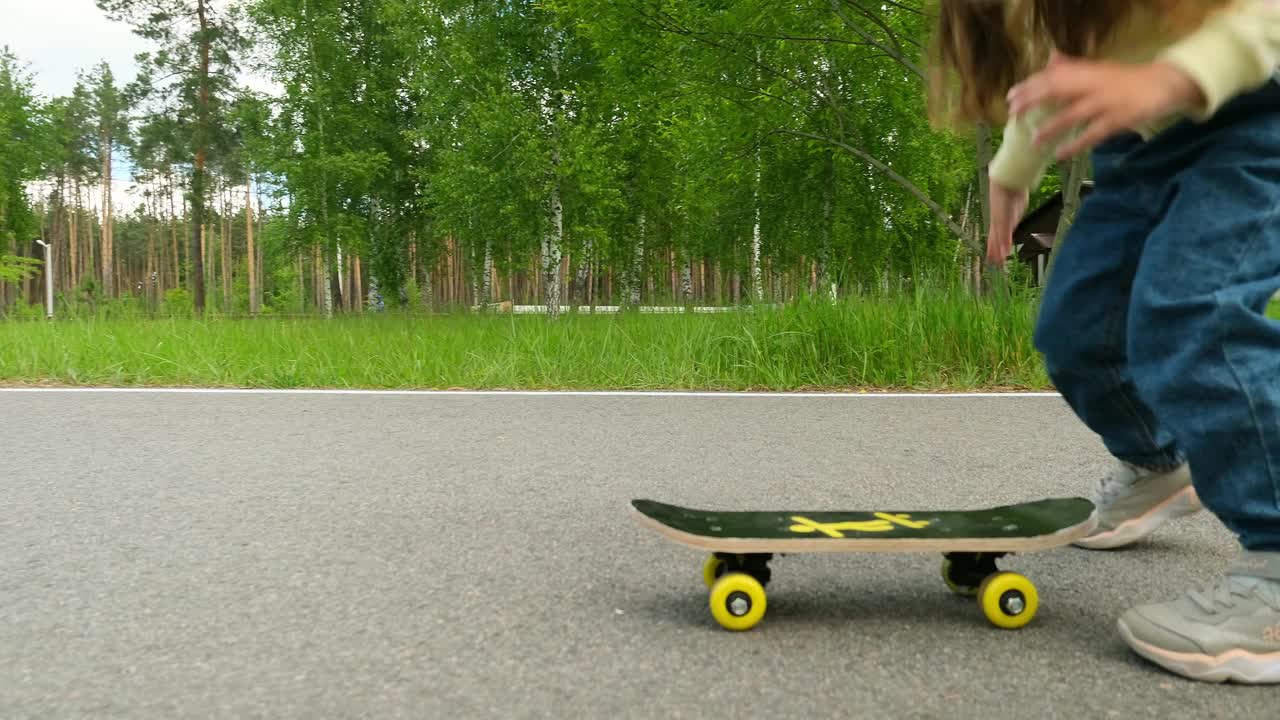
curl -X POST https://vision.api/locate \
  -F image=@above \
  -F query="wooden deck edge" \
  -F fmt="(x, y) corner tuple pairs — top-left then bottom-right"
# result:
(629, 504), (1099, 555)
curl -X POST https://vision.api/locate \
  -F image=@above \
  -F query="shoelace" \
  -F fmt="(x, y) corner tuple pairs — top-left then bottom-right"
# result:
(1188, 576), (1280, 613)
(1189, 578), (1254, 613)
(1094, 465), (1138, 505)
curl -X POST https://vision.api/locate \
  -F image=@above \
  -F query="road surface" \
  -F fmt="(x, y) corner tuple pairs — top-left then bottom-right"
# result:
(0, 390), (1265, 718)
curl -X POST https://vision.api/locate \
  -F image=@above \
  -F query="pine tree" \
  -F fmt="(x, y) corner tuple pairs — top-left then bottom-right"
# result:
(98, 0), (246, 314)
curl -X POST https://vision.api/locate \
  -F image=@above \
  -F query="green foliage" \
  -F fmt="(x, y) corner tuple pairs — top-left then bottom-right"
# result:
(241, 0), (995, 306)
(42, 81), (98, 189)
(0, 255), (40, 284)
(401, 275), (422, 312)
(264, 262), (300, 314)
(86, 62), (128, 162)
(253, 0), (430, 301)
(7, 293), (47, 320)
(0, 49), (43, 254)
(554, 0), (980, 284)
(162, 288), (193, 316)
(13, 0), (1064, 324)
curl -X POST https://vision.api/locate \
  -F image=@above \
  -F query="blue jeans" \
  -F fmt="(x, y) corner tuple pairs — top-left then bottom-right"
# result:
(1035, 79), (1280, 552)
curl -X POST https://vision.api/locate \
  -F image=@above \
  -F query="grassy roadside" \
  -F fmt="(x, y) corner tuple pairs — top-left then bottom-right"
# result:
(0, 287), (1053, 391)
(6, 292), (1274, 392)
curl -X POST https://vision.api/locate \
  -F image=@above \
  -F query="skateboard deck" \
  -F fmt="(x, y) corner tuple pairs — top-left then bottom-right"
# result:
(630, 496), (1097, 632)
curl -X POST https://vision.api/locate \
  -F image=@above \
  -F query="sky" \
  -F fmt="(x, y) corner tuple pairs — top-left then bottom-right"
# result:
(2, 0), (273, 206)
(1, 0), (148, 100)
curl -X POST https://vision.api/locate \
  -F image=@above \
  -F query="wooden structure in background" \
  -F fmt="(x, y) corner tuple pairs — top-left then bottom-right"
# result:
(1013, 181), (1095, 285)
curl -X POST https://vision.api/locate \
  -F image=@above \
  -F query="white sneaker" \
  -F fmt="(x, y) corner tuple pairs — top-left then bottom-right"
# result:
(1118, 551), (1280, 683)
(1074, 459), (1202, 550)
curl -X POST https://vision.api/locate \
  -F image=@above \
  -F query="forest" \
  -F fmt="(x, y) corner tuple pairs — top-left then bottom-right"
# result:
(0, 0), (1085, 322)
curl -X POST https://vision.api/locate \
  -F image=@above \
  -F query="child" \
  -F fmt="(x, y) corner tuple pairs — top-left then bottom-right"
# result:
(927, 0), (1280, 683)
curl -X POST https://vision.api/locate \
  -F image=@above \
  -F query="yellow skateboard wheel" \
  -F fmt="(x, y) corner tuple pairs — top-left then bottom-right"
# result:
(979, 572), (1039, 629)
(709, 572), (767, 631)
(702, 555), (725, 588)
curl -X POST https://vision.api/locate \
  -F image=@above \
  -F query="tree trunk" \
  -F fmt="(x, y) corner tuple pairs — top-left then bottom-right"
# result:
(629, 212), (645, 306)
(221, 189), (232, 313)
(0, 229), (11, 316)
(256, 190), (264, 309)
(820, 148), (835, 301)
(422, 260), (433, 309)
(86, 204), (97, 293)
(69, 180), (79, 290)
(341, 244), (350, 311)
(976, 122), (995, 293)
(246, 177), (258, 314)
(330, 249), (343, 314)
(115, 243), (123, 299)
(191, 0), (211, 314)
(204, 222), (212, 298)
(153, 183), (166, 298)
(296, 252), (305, 313)
(51, 180), (67, 296)
(322, 251), (334, 317)
(752, 165), (763, 302)
(146, 203), (158, 310)
(977, 123), (992, 244)
(482, 240), (494, 306)
(543, 43), (565, 320)
(543, 174), (564, 319)
(350, 253), (360, 310)
(1047, 153), (1090, 284)
(100, 132), (113, 298)
(572, 239), (592, 307)
(680, 258), (693, 307)
(182, 199), (191, 294)
(169, 174), (180, 291)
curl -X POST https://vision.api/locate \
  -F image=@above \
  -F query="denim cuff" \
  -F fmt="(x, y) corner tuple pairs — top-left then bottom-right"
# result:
(1119, 451), (1186, 474)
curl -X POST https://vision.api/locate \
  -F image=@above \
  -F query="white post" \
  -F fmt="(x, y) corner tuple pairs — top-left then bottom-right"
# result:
(35, 239), (53, 319)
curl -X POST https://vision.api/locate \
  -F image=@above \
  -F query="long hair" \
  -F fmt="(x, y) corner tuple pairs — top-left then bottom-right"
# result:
(925, 0), (1232, 128)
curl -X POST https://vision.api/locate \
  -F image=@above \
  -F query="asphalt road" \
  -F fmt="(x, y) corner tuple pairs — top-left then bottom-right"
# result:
(0, 390), (1267, 718)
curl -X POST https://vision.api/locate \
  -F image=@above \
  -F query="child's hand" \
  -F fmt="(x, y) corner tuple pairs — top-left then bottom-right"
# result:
(1006, 51), (1206, 160)
(988, 180), (1029, 268)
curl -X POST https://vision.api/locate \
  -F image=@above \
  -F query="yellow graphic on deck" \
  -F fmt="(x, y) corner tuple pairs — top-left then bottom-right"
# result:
(788, 513), (931, 537)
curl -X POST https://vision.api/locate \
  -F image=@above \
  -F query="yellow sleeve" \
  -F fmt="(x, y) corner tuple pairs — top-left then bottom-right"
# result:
(1157, 0), (1280, 121)
(988, 103), (1060, 192)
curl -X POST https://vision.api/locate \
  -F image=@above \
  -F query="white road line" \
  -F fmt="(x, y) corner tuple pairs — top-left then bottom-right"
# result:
(0, 387), (1061, 398)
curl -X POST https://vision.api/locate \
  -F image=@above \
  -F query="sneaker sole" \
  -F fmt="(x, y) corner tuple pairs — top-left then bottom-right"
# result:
(1117, 617), (1280, 684)
(1073, 486), (1202, 550)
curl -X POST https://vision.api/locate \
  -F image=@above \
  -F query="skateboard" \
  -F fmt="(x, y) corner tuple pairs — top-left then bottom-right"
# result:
(630, 496), (1097, 631)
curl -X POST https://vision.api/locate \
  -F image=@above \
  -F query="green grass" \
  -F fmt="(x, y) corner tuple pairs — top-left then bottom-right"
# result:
(4, 294), (1273, 392)
(0, 285), (1053, 391)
